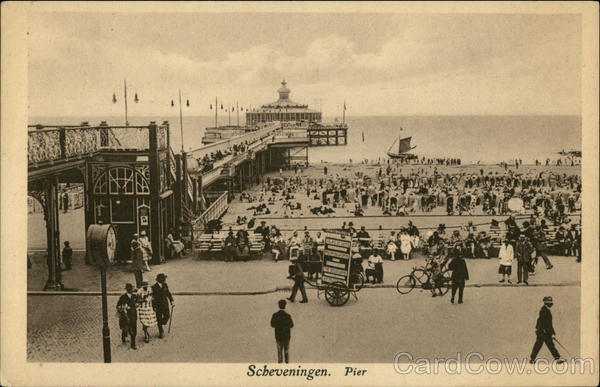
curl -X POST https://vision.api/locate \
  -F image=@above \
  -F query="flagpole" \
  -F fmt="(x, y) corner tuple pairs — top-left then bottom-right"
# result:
(215, 96), (218, 128)
(342, 100), (346, 125)
(236, 101), (239, 126)
(124, 79), (129, 127)
(179, 89), (184, 153)
(228, 104), (231, 126)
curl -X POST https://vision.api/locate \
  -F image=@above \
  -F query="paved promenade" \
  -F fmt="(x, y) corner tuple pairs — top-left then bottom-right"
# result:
(28, 286), (580, 363)
(28, 250), (580, 293)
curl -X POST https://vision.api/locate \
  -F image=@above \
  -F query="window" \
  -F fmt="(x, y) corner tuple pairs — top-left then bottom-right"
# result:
(109, 167), (134, 194)
(94, 173), (108, 194)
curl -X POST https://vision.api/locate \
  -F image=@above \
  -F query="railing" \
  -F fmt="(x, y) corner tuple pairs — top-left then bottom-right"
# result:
(201, 166), (225, 186)
(28, 123), (170, 167)
(187, 122), (280, 162)
(186, 173), (194, 201)
(192, 191), (229, 231)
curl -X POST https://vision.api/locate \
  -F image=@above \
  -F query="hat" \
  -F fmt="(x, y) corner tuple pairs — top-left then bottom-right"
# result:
(131, 240), (140, 248)
(133, 233), (139, 237)
(125, 283), (134, 290)
(141, 230), (147, 236)
(348, 222), (354, 226)
(141, 280), (149, 286)
(261, 220), (266, 224)
(543, 296), (553, 303)
(156, 273), (167, 281)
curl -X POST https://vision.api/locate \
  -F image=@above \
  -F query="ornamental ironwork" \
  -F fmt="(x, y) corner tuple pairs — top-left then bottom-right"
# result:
(28, 130), (61, 165)
(64, 128), (99, 157)
(108, 127), (149, 150)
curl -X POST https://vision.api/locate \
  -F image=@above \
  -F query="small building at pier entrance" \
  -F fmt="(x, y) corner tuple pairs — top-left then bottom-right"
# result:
(245, 80), (322, 125)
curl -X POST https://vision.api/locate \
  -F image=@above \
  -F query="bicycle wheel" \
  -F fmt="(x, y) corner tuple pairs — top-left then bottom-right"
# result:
(396, 275), (415, 294)
(433, 272), (452, 296)
(350, 271), (365, 291)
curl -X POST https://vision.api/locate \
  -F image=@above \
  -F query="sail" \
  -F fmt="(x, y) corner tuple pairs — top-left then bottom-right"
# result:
(399, 136), (413, 153)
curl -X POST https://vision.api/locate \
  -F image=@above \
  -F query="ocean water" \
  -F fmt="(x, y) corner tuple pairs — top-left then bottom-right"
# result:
(29, 115), (581, 164)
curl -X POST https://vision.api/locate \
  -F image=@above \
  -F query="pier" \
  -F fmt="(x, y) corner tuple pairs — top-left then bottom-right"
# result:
(27, 120), (306, 289)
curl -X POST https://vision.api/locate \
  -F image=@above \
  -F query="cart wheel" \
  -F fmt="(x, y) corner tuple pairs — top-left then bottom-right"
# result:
(325, 282), (350, 306)
(349, 271), (365, 292)
(396, 275), (415, 294)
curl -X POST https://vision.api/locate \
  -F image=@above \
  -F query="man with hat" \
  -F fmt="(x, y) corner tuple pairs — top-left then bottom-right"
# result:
(254, 220), (271, 252)
(116, 283), (138, 349)
(515, 233), (533, 285)
(287, 260), (308, 303)
(224, 231), (237, 262)
(530, 296), (564, 364)
(152, 273), (174, 338)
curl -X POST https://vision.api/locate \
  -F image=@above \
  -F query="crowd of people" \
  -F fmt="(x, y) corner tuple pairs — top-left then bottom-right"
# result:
(236, 164), (580, 221)
(196, 141), (250, 173)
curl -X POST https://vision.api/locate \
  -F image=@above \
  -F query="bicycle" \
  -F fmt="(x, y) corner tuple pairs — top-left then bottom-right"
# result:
(396, 262), (452, 296)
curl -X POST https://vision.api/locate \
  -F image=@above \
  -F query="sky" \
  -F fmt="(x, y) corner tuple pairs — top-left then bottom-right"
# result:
(28, 12), (581, 117)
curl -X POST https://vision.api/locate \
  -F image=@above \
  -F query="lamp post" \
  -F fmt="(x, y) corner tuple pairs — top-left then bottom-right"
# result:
(112, 79), (138, 127)
(171, 90), (190, 153)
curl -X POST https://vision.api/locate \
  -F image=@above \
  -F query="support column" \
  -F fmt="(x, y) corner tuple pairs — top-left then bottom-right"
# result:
(44, 176), (61, 290)
(174, 153), (182, 229)
(148, 122), (162, 264)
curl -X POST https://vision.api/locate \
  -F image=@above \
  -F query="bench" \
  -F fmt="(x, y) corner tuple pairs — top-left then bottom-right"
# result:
(194, 232), (264, 260)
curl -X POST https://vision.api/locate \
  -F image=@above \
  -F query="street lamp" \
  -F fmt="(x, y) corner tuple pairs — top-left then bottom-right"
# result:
(171, 90), (190, 153)
(112, 79), (139, 127)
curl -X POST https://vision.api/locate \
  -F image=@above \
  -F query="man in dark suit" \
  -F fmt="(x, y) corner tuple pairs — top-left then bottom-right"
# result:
(116, 283), (138, 349)
(270, 299), (294, 363)
(287, 261), (308, 303)
(152, 273), (174, 338)
(530, 296), (564, 364)
(448, 251), (469, 304)
(515, 234), (533, 285)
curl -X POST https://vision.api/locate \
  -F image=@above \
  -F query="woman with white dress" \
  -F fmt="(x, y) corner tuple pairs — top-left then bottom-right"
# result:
(400, 229), (412, 260)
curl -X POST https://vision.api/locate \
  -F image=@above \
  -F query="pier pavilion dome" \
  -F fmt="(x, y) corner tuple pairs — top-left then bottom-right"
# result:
(246, 80), (322, 125)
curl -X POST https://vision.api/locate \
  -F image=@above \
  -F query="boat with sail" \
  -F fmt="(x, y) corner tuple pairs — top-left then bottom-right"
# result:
(387, 129), (417, 159)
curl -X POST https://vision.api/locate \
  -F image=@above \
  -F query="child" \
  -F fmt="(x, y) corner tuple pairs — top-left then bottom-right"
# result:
(62, 241), (73, 270)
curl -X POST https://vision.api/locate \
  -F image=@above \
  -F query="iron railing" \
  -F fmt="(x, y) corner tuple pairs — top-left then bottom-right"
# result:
(28, 123), (170, 167)
(192, 191), (229, 231)
(187, 122), (280, 163)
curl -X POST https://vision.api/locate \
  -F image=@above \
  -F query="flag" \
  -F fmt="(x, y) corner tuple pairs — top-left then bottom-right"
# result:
(186, 99), (190, 107)
(344, 101), (346, 110)
(232, 107), (235, 112)
(112, 93), (117, 104)
(221, 104), (223, 109)
(134, 93), (139, 103)
(210, 104), (212, 109)
(171, 100), (174, 107)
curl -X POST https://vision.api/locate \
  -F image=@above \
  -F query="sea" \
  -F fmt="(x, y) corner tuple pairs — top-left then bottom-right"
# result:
(29, 115), (581, 165)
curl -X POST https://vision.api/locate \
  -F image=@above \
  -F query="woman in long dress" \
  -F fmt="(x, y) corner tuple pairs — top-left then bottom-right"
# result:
(139, 231), (152, 272)
(136, 281), (157, 343)
(400, 229), (412, 260)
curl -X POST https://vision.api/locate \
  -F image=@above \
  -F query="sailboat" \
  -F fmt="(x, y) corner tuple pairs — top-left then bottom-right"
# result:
(387, 131), (417, 159)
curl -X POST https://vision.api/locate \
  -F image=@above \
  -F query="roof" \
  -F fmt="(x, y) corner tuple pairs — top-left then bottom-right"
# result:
(259, 80), (313, 110)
